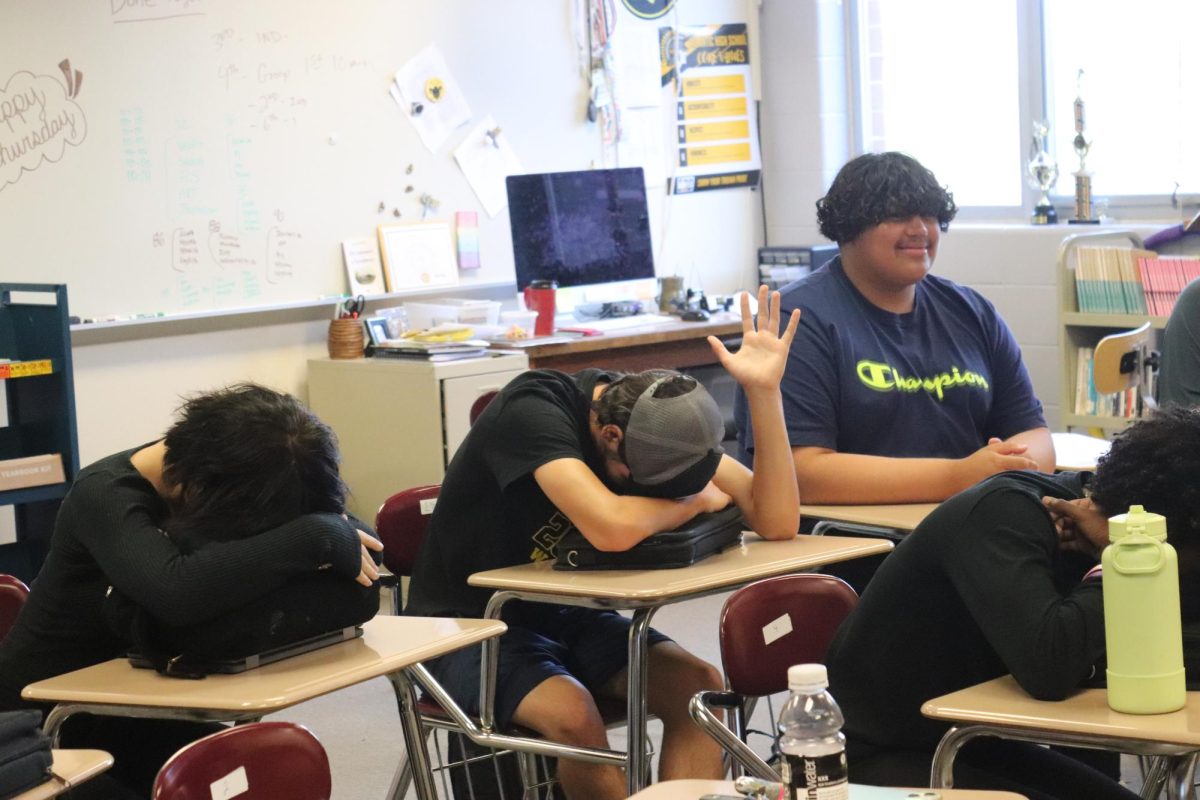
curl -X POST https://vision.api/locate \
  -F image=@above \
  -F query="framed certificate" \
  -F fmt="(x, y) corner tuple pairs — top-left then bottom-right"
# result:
(377, 221), (459, 292)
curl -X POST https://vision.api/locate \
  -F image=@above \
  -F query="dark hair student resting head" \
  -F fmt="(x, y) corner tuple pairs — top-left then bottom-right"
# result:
(592, 370), (726, 499)
(1089, 404), (1200, 549)
(162, 382), (346, 544)
(816, 151), (958, 245)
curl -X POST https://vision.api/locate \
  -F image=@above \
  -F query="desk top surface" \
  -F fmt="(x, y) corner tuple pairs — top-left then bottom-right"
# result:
(22, 615), (505, 713)
(468, 534), (892, 601)
(804, 503), (937, 532)
(1051, 431), (1111, 472)
(627, 779), (1027, 799)
(15, 750), (114, 800)
(493, 313), (743, 357)
(922, 675), (1200, 746)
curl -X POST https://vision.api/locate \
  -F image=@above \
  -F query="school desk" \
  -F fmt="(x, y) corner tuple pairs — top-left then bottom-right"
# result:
(805, 503), (938, 540)
(448, 533), (894, 796)
(923, 675), (1200, 800)
(22, 615), (507, 800)
(1051, 431), (1112, 472)
(626, 778), (1029, 799)
(498, 312), (743, 373)
(13, 750), (113, 800)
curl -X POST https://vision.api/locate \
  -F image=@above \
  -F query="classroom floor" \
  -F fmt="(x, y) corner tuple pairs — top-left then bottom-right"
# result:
(271, 590), (1148, 799)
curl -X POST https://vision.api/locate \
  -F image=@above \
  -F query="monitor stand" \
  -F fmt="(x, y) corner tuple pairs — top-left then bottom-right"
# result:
(573, 300), (645, 320)
(556, 278), (658, 321)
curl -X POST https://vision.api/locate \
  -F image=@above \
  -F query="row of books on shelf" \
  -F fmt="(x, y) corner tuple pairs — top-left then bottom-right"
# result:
(1072, 346), (1156, 419)
(1074, 246), (1200, 317)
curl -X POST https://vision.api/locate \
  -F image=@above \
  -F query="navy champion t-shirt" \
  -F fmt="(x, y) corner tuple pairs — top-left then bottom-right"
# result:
(735, 256), (1044, 461)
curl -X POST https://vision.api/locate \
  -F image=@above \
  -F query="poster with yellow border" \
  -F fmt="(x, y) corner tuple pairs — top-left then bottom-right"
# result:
(659, 23), (761, 194)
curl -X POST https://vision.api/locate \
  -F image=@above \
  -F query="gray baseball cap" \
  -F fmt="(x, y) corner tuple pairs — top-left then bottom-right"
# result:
(624, 376), (725, 498)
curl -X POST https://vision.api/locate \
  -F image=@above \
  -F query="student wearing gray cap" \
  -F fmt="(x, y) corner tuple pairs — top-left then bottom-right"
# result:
(406, 285), (800, 799)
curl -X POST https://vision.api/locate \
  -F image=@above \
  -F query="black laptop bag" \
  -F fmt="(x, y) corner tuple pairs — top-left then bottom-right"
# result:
(553, 506), (745, 571)
(108, 570), (380, 679)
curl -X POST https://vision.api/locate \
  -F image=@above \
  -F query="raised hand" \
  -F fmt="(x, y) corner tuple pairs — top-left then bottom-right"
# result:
(707, 285), (801, 393)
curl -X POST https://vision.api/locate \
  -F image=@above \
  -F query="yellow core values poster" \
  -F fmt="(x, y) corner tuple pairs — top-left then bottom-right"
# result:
(659, 23), (761, 194)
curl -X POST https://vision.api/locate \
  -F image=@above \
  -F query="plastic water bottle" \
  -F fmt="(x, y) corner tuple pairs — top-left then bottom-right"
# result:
(1103, 505), (1186, 714)
(777, 664), (848, 800)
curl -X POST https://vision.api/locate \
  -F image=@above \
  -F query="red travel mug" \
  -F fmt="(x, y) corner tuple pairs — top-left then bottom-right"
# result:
(523, 280), (557, 336)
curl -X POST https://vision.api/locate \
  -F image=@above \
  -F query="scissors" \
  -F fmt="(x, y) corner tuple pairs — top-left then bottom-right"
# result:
(340, 295), (365, 319)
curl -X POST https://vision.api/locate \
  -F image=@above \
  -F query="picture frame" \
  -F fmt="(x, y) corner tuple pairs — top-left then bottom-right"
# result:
(377, 221), (459, 292)
(364, 316), (392, 346)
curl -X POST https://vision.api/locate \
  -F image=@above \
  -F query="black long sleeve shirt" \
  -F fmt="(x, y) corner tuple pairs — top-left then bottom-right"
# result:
(0, 446), (363, 708)
(826, 471), (1103, 753)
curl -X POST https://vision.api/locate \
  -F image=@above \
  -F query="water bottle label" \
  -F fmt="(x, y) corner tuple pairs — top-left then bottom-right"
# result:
(781, 752), (848, 800)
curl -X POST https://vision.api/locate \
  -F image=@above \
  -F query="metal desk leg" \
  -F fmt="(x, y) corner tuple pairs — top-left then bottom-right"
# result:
(929, 725), (977, 788)
(627, 607), (657, 796)
(1168, 751), (1200, 800)
(1141, 756), (1171, 800)
(480, 590), (520, 734)
(389, 669), (437, 800)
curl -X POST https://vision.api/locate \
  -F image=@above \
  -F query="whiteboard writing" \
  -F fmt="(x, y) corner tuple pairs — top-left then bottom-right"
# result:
(0, 67), (87, 192)
(119, 107), (150, 182)
(110, 0), (206, 25)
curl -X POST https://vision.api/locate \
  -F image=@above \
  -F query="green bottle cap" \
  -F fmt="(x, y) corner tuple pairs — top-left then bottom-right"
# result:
(1109, 504), (1168, 542)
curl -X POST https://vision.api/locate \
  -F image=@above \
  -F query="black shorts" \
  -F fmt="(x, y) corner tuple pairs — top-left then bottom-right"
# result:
(424, 602), (671, 730)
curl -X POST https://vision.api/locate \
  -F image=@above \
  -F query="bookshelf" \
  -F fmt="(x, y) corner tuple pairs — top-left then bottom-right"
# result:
(1057, 231), (1165, 435)
(0, 285), (80, 581)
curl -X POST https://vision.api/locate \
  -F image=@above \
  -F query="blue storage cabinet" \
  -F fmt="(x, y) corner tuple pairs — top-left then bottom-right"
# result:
(0, 284), (79, 580)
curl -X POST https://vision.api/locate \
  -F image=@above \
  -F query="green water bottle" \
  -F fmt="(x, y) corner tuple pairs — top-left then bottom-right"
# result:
(1103, 505), (1186, 714)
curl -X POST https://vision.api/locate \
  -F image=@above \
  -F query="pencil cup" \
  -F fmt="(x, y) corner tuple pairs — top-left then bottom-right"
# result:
(327, 319), (365, 359)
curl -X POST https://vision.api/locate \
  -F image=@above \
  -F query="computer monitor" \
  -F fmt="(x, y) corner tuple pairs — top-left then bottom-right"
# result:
(506, 167), (658, 314)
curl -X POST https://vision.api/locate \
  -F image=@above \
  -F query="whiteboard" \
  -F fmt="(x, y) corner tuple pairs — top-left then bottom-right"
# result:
(0, 0), (601, 319)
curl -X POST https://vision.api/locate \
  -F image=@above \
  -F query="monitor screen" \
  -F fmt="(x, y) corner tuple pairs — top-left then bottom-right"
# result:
(506, 167), (656, 292)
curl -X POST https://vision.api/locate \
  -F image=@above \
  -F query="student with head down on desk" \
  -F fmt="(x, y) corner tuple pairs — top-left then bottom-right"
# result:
(405, 286), (801, 800)
(0, 384), (382, 799)
(825, 406), (1200, 800)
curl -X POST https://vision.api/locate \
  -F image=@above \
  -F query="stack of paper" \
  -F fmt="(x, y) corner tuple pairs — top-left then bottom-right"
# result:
(372, 339), (490, 363)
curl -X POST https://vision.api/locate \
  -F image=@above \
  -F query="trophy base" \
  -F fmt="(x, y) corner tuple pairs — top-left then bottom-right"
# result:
(1031, 205), (1058, 225)
(1068, 219), (1101, 225)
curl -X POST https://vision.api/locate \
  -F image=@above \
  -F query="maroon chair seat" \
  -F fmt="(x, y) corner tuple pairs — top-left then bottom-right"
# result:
(0, 574), (30, 641)
(468, 389), (499, 427)
(153, 721), (331, 800)
(690, 573), (858, 780)
(374, 484), (440, 615)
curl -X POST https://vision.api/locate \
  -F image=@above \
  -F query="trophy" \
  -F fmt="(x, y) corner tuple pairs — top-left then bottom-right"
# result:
(1069, 69), (1099, 224)
(1026, 120), (1059, 224)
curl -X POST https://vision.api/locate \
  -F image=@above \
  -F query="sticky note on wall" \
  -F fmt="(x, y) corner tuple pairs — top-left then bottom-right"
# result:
(455, 211), (480, 270)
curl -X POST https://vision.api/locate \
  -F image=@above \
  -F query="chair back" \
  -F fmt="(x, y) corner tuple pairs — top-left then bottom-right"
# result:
(0, 574), (30, 641)
(469, 389), (499, 426)
(719, 573), (858, 698)
(153, 721), (331, 800)
(1093, 321), (1154, 395)
(374, 484), (441, 579)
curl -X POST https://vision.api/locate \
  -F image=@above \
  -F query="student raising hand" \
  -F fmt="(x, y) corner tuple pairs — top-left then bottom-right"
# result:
(707, 285), (801, 392)
(705, 284), (802, 542)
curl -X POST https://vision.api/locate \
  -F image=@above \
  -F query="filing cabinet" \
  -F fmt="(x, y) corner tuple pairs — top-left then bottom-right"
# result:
(307, 353), (528, 520)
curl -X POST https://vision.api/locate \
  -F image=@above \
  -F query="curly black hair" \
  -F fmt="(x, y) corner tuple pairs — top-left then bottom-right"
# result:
(1089, 404), (1200, 548)
(163, 383), (346, 545)
(816, 152), (958, 244)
